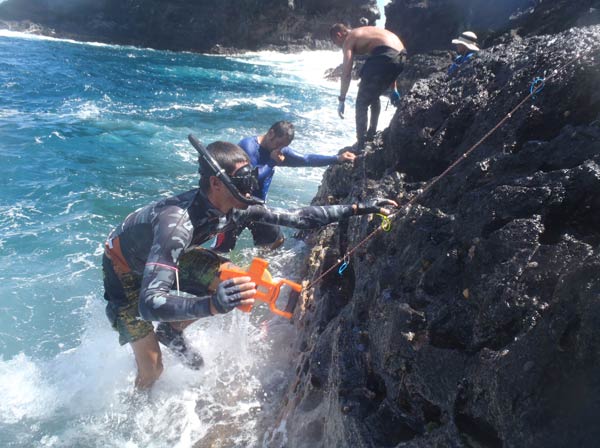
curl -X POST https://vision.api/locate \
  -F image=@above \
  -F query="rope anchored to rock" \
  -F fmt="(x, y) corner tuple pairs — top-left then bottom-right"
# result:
(304, 51), (585, 292)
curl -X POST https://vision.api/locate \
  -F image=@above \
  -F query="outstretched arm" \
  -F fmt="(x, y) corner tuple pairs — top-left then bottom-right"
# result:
(236, 199), (397, 230)
(281, 148), (356, 167)
(281, 147), (339, 167)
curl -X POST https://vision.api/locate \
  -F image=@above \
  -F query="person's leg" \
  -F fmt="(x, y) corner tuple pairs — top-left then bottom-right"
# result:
(357, 50), (404, 146)
(105, 298), (160, 387)
(249, 222), (284, 250)
(153, 247), (229, 370)
(367, 96), (381, 141)
(355, 83), (372, 148)
(131, 332), (163, 389)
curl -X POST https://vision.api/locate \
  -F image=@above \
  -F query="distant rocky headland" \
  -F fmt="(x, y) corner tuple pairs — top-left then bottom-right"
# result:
(1, 0), (598, 55)
(0, 0), (381, 53)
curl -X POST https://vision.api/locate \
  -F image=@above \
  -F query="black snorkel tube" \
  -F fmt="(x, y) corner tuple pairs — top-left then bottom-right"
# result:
(188, 134), (264, 206)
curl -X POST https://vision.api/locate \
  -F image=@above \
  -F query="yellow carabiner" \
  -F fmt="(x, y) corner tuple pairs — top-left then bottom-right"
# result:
(377, 213), (392, 232)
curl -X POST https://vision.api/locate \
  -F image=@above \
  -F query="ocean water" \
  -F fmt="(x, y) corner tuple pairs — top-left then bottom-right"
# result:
(0, 30), (394, 447)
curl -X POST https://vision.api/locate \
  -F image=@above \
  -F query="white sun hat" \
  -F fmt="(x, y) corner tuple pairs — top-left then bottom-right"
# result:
(451, 31), (480, 51)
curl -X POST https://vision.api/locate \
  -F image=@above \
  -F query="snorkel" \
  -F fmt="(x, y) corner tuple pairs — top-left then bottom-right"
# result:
(188, 134), (264, 206)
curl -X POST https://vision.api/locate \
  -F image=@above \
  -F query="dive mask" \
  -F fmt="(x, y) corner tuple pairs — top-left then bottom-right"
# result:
(188, 134), (264, 206)
(230, 164), (259, 196)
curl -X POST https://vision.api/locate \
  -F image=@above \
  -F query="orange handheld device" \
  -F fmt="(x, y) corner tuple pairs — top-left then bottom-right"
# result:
(219, 258), (302, 319)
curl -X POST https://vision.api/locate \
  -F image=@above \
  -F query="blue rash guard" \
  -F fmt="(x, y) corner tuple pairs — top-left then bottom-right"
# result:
(238, 136), (339, 200)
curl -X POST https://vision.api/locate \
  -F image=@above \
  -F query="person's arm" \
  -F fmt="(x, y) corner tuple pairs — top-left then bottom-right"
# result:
(281, 148), (356, 167)
(337, 38), (355, 119)
(235, 199), (397, 230)
(256, 162), (275, 184)
(137, 207), (214, 321)
(281, 147), (339, 167)
(254, 162), (274, 200)
(259, 170), (273, 201)
(238, 136), (275, 200)
(339, 41), (354, 102)
(137, 207), (254, 321)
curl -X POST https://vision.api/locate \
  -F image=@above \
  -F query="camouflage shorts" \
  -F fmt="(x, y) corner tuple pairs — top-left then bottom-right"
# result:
(102, 248), (227, 345)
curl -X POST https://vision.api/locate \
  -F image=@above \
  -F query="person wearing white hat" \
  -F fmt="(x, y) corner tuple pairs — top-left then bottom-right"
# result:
(448, 31), (480, 76)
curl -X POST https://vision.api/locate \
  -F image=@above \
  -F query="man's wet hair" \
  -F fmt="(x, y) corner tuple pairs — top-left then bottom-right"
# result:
(199, 141), (250, 192)
(269, 120), (295, 143)
(330, 23), (350, 40)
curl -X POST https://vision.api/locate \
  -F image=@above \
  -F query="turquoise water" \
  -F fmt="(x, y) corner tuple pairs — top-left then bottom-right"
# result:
(0, 31), (392, 446)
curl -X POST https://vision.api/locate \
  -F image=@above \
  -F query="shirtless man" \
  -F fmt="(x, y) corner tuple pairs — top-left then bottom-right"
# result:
(330, 23), (406, 149)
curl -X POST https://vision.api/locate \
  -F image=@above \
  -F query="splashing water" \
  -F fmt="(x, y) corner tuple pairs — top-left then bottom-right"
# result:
(0, 30), (396, 447)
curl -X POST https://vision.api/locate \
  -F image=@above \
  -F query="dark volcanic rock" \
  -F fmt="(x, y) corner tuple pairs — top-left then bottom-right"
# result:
(0, 0), (379, 52)
(269, 25), (600, 448)
(385, 0), (600, 54)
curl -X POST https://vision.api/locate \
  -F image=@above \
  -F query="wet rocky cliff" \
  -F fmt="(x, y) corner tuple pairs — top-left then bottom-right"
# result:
(268, 21), (600, 448)
(385, 0), (600, 54)
(0, 0), (378, 52)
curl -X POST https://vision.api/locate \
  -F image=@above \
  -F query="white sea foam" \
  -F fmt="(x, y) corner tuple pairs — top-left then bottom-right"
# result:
(148, 103), (214, 113)
(231, 50), (343, 87)
(0, 29), (148, 52)
(217, 95), (291, 110)
(0, 353), (60, 423)
(0, 108), (23, 119)
(0, 34), (383, 446)
(0, 271), (297, 446)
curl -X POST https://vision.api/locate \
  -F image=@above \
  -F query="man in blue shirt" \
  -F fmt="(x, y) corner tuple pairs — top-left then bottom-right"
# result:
(213, 120), (356, 252)
(447, 31), (480, 76)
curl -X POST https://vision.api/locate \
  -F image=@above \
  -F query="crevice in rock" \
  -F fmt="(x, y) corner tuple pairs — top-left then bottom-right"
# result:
(540, 201), (600, 246)
(422, 398), (443, 427)
(479, 316), (524, 351)
(455, 411), (504, 448)
(365, 370), (387, 405)
(429, 311), (469, 350)
(481, 217), (513, 237)
(367, 403), (421, 446)
(454, 384), (504, 448)
(558, 317), (581, 352)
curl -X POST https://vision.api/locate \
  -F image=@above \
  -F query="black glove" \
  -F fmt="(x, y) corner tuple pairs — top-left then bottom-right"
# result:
(355, 198), (397, 215)
(211, 278), (247, 314)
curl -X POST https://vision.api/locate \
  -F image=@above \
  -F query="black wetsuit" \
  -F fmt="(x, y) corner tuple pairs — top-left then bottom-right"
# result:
(357, 45), (406, 145)
(103, 188), (356, 322)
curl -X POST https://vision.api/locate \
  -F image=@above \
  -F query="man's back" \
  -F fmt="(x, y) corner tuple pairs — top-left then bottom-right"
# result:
(347, 26), (405, 55)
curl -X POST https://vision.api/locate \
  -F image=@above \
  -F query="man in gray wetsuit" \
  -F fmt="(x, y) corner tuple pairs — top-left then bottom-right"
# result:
(102, 137), (396, 388)
(330, 23), (407, 149)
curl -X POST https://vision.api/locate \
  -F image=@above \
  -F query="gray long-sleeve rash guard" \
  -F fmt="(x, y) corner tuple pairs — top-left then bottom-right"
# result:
(106, 188), (356, 322)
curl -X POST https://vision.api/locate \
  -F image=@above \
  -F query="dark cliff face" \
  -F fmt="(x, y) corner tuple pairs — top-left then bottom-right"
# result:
(385, 0), (600, 54)
(0, 0), (379, 52)
(269, 24), (600, 448)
